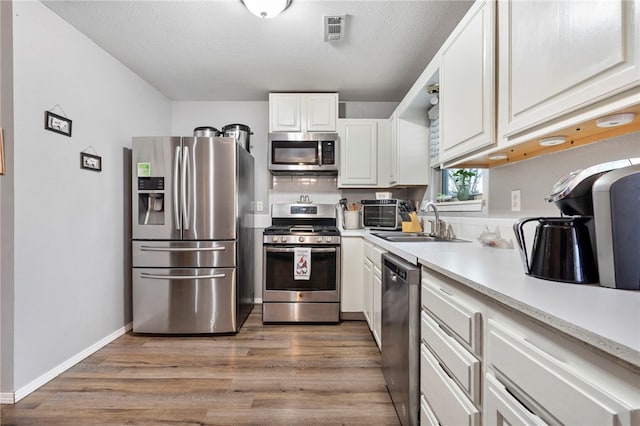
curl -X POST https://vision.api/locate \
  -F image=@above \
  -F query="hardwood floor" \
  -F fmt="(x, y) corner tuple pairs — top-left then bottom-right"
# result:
(1, 306), (400, 425)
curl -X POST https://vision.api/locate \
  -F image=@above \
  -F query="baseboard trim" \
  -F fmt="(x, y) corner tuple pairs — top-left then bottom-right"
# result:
(9, 322), (132, 404)
(0, 392), (14, 404)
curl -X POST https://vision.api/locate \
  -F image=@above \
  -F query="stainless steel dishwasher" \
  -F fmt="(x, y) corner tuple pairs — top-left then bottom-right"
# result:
(381, 252), (421, 426)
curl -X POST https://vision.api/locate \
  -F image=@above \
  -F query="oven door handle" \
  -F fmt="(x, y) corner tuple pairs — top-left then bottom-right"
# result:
(265, 247), (337, 253)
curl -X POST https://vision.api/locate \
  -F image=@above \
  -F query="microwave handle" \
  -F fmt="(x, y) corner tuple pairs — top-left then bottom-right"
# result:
(318, 141), (323, 167)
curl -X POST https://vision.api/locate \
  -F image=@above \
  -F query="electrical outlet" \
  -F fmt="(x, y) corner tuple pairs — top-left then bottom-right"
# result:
(511, 190), (521, 212)
(256, 201), (264, 212)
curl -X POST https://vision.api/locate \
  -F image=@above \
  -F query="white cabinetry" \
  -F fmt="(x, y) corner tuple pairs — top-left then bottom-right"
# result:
(269, 93), (338, 133)
(340, 236), (363, 315)
(498, 0), (640, 141)
(420, 267), (483, 425)
(439, 0), (495, 162)
(338, 119), (378, 187)
(485, 313), (640, 426)
(362, 239), (386, 350)
(388, 111), (429, 186)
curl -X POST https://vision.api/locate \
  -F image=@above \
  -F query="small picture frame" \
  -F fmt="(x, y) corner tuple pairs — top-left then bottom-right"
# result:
(45, 111), (72, 137)
(80, 153), (102, 172)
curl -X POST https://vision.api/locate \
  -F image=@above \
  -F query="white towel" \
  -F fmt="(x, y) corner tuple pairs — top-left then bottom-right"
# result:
(294, 247), (311, 280)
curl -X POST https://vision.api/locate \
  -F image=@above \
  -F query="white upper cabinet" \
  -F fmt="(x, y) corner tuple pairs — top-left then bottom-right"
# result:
(440, 0), (496, 162)
(338, 119), (378, 187)
(498, 0), (640, 140)
(338, 119), (392, 188)
(269, 93), (338, 133)
(389, 111), (430, 186)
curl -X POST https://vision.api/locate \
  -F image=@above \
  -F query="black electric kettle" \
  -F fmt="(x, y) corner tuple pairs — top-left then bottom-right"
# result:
(513, 217), (598, 284)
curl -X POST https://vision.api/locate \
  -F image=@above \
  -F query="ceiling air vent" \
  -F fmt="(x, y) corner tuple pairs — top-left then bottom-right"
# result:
(324, 15), (345, 42)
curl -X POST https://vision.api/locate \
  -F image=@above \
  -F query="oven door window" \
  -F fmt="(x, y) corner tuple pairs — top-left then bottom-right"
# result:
(271, 141), (319, 165)
(265, 247), (337, 291)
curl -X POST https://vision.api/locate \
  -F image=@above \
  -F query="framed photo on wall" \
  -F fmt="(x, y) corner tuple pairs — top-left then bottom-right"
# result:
(80, 152), (102, 172)
(44, 111), (72, 137)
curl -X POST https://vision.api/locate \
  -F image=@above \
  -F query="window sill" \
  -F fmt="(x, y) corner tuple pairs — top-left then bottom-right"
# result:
(435, 199), (484, 212)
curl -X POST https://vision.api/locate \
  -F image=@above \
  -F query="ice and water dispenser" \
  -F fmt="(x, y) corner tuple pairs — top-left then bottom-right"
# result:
(137, 176), (165, 225)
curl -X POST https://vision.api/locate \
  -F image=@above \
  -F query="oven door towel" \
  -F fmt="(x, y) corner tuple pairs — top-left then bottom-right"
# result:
(294, 247), (311, 280)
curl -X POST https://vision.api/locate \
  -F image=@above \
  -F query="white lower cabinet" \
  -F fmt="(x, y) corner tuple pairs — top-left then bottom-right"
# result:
(419, 265), (640, 426)
(421, 344), (481, 426)
(360, 239), (386, 350)
(484, 373), (548, 426)
(340, 236), (363, 315)
(420, 266), (483, 425)
(485, 317), (640, 426)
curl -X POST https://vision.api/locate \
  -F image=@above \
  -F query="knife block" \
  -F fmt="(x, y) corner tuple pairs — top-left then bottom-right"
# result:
(402, 212), (423, 233)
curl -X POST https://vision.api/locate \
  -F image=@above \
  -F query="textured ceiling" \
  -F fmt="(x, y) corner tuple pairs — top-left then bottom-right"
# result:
(43, 0), (473, 102)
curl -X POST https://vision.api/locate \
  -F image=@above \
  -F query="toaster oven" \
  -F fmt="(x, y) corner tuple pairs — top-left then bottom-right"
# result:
(361, 199), (408, 230)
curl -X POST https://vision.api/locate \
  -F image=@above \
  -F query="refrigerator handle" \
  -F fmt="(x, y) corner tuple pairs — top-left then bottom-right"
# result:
(141, 272), (226, 280)
(182, 145), (190, 230)
(173, 145), (181, 231)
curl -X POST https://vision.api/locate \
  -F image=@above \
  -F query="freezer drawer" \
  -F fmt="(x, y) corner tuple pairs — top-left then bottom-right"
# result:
(132, 268), (237, 334)
(132, 241), (236, 268)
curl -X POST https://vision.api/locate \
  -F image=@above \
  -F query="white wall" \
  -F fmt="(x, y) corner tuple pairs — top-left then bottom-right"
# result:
(7, 1), (170, 395)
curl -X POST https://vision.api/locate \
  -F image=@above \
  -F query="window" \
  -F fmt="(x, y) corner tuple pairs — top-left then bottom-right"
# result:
(439, 168), (483, 202)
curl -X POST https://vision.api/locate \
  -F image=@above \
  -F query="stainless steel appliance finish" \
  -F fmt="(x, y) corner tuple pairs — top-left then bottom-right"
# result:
(361, 199), (409, 230)
(262, 203), (341, 323)
(268, 132), (339, 175)
(593, 164), (640, 289)
(222, 123), (252, 153)
(131, 136), (254, 334)
(381, 253), (421, 426)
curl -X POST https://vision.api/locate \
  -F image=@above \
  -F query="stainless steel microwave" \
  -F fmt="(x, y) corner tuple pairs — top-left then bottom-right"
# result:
(268, 132), (339, 175)
(361, 199), (407, 230)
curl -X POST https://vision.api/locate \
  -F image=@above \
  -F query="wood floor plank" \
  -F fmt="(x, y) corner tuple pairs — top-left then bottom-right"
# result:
(1, 306), (400, 425)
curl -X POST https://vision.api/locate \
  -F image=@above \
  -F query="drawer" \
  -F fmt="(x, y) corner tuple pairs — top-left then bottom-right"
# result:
(487, 319), (638, 425)
(422, 280), (482, 354)
(421, 311), (481, 404)
(420, 395), (440, 426)
(421, 344), (480, 426)
(372, 245), (387, 270)
(484, 373), (547, 426)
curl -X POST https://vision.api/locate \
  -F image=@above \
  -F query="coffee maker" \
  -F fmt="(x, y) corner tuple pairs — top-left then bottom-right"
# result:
(514, 158), (640, 289)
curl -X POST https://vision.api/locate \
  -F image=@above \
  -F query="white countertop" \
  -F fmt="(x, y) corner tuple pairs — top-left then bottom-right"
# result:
(343, 229), (640, 371)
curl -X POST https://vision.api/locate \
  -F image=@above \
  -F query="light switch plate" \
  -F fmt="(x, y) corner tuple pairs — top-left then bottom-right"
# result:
(511, 190), (521, 212)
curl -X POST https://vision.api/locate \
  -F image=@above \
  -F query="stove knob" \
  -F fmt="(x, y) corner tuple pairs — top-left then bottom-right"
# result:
(298, 236), (305, 242)
(280, 236), (287, 242)
(272, 236), (278, 243)
(325, 236), (332, 242)
(317, 236), (323, 242)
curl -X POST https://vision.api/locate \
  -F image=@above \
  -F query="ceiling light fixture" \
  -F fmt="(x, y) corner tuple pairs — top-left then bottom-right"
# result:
(596, 112), (635, 128)
(242, 0), (292, 19)
(539, 136), (567, 147)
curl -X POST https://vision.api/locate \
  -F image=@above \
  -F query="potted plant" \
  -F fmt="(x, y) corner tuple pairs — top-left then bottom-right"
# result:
(452, 169), (478, 201)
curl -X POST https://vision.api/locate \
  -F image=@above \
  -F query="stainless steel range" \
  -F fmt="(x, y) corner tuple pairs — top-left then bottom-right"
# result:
(263, 203), (341, 323)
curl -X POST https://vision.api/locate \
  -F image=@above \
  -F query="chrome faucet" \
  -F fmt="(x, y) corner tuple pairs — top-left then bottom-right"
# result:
(424, 201), (447, 239)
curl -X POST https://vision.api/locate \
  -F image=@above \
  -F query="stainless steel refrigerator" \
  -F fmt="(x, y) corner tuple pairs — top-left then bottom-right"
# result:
(131, 136), (254, 334)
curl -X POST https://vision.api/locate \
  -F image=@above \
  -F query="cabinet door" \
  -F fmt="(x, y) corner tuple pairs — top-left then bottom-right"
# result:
(498, 0), (640, 138)
(388, 112), (398, 185)
(306, 94), (338, 132)
(363, 257), (373, 329)
(340, 236), (363, 313)
(440, 0), (495, 161)
(338, 119), (378, 187)
(373, 265), (382, 349)
(269, 94), (302, 132)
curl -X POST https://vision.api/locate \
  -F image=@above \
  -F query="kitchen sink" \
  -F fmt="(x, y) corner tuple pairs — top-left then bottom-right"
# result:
(371, 232), (469, 243)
